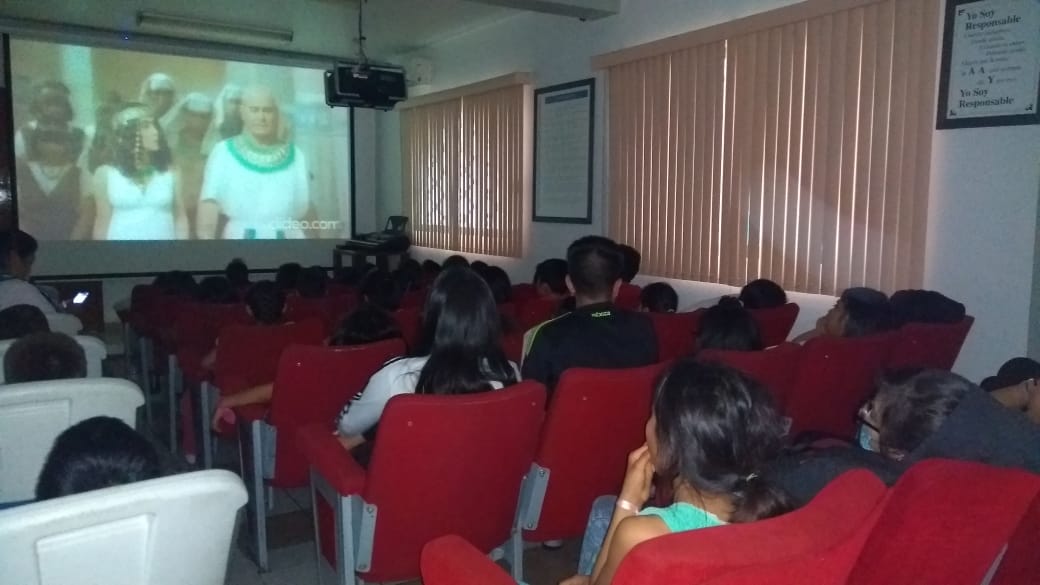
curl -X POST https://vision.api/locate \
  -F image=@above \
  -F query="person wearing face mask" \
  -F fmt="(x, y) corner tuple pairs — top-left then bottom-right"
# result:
(767, 369), (1040, 505)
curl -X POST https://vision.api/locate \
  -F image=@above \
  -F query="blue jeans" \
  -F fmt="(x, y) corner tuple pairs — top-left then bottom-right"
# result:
(577, 495), (618, 575)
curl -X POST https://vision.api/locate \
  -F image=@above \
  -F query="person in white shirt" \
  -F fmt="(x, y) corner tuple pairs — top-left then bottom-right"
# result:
(196, 86), (309, 240)
(0, 230), (58, 315)
(336, 267), (520, 452)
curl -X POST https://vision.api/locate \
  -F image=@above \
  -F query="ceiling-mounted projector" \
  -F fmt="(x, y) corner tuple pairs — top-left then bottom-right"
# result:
(325, 62), (407, 111)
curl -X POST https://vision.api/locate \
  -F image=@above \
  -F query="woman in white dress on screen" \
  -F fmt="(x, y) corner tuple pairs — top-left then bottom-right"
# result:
(92, 104), (188, 241)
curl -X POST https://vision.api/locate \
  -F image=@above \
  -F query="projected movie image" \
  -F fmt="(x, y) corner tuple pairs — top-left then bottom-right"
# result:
(9, 39), (352, 241)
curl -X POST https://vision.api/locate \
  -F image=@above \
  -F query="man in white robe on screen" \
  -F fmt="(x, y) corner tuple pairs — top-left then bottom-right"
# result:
(196, 86), (309, 240)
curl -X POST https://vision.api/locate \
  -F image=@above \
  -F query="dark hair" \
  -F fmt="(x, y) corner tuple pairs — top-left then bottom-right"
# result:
(470, 260), (489, 274)
(873, 369), (971, 457)
(25, 123), (84, 164)
(421, 260), (442, 277)
(413, 268), (517, 395)
(566, 236), (623, 298)
(13, 229), (38, 260)
(360, 269), (402, 311)
(888, 289), (966, 327)
(392, 260), (422, 294)
(652, 359), (792, 523)
(0, 231), (14, 273)
(329, 303), (401, 346)
(618, 244), (642, 283)
(482, 266), (513, 304)
(739, 279), (788, 309)
(35, 416), (161, 500)
(839, 287), (893, 337)
(112, 104), (172, 176)
(534, 258), (569, 295)
(153, 270), (197, 297)
(697, 297), (764, 351)
(334, 266), (364, 287)
(0, 304), (50, 340)
(86, 93), (126, 173)
(442, 255), (470, 270)
(224, 258), (250, 288)
(297, 266), (329, 298)
(4, 332), (87, 383)
(29, 80), (74, 123)
(274, 262), (302, 291)
(196, 276), (238, 304)
(245, 281), (285, 325)
(641, 282), (678, 313)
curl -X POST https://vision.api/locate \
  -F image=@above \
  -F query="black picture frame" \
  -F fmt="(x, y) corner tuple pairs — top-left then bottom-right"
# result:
(937, 0), (1040, 129)
(533, 78), (595, 224)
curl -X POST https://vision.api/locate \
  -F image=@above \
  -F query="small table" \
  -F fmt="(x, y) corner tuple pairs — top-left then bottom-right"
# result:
(332, 247), (408, 273)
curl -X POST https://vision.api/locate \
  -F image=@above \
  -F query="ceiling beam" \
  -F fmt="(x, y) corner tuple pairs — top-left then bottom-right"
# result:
(466, 0), (619, 20)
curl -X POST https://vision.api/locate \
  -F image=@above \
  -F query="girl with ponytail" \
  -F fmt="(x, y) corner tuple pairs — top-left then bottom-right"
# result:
(563, 359), (793, 585)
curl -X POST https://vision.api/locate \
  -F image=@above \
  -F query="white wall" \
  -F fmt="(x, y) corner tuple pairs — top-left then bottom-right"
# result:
(371, 0), (1040, 380)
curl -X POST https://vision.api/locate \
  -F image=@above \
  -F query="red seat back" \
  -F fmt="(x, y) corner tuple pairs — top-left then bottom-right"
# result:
(991, 490), (1040, 585)
(886, 316), (974, 371)
(393, 307), (423, 351)
(213, 319), (326, 394)
(748, 303), (800, 347)
(612, 469), (888, 585)
(362, 382), (546, 582)
(847, 459), (1040, 585)
(648, 310), (703, 362)
(698, 343), (803, 411)
(787, 334), (893, 439)
(523, 363), (669, 542)
(511, 283), (537, 304)
(268, 340), (406, 487)
(128, 284), (161, 333)
(284, 295), (335, 332)
(400, 289), (427, 309)
(616, 283), (642, 311)
(517, 297), (561, 332)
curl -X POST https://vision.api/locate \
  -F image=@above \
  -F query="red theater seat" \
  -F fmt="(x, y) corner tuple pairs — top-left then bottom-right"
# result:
(616, 283), (642, 311)
(393, 307), (423, 350)
(300, 381), (545, 584)
(698, 343), (803, 411)
(517, 297), (561, 332)
(648, 310), (703, 362)
(748, 303), (800, 347)
(886, 316), (974, 371)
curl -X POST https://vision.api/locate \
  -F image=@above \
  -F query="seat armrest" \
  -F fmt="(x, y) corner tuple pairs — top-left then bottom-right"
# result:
(297, 423), (367, 496)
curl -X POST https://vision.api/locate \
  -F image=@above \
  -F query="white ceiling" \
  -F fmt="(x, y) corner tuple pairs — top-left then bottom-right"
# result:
(0, 0), (522, 59)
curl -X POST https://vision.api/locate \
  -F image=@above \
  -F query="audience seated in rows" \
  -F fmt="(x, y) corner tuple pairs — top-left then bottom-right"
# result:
(201, 280), (285, 369)
(522, 236), (658, 391)
(639, 283), (677, 313)
(562, 360), (793, 585)
(334, 267), (518, 457)
(442, 255), (470, 271)
(0, 303), (50, 340)
(152, 269), (198, 298)
(0, 230), (58, 314)
(224, 258), (250, 292)
(274, 262), (302, 292)
(35, 416), (161, 501)
(738, 278), (788, 309)
(534, 258), (569, 302)
(767, 369), (1040, 506)
(296, 265), (329, 299)
(196, 275), (238, 304)
(4, 331), (86, 384)
(210, 302), (402, 429)
(361, 269), (403, 311)
(696, 297), (764, 351)
(792, 286), (893, 343)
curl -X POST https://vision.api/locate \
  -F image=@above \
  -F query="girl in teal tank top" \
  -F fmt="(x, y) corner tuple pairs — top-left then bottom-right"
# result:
(562, 360), (795, 585)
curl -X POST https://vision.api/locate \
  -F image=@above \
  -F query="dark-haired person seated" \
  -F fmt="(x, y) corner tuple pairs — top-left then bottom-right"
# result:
(420, 259), (441, 286)
(360, 269), (403, 312)
(201, 280), (285, 369)
(297, 265), (329, 299)
(36, 416), (161, 500)
(696, 297), (764, 351)
(533, 258), (569, 301)
(983, 358), (1040, 425)
(561, 361), (793, 585)
(210, 302), (402, 429)
(888, 289), (966, 327)
(196, 275), (238, 304)
(0, 230), (59, 315)
(618, 244), (641, 284)
(274, 262), (302, 292)
(442, 254), (470, 270)
(0, 304), (50, 340)
(738, 278), (788, 309)
(335, 268), (518, 454)
(792, 286), (893, 344)
(522, 236), (657, 391)
(767, 369), (1040, 506)
(639, 282), (678, 313)
(224, 258), (251, 293)
(4, 331), (86, 384)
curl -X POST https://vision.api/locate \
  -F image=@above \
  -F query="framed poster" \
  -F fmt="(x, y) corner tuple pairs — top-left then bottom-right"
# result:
(937, 0), (1040, 129)
(533, 78), (594, 224)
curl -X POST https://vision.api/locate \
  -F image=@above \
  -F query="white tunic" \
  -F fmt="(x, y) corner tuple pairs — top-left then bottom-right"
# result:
(105, 167), (176, 241)
(200, 139), (309, 240)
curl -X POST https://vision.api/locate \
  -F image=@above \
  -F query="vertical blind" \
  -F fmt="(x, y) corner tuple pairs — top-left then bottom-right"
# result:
(401, 80), (528, 258)
(600, 0), (940, 294)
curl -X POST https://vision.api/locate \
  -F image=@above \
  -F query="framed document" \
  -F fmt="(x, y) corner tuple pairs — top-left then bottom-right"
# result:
(533, 79), (594, 224)
(937, 0), (1040, 129)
